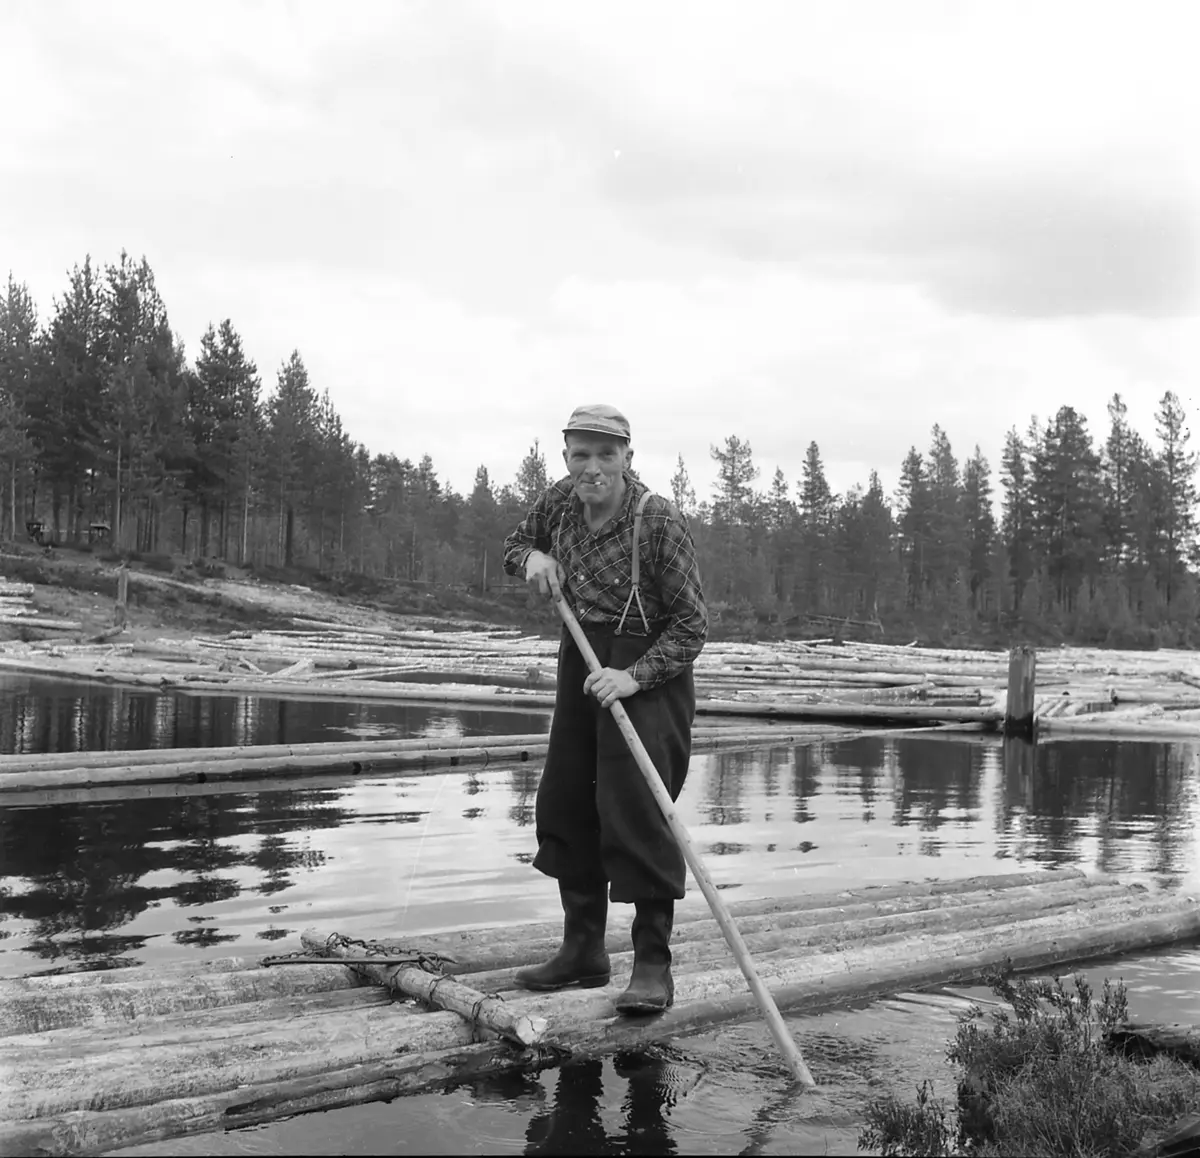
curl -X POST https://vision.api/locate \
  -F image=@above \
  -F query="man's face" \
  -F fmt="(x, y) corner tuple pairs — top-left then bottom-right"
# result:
(563, 433), (631, 504)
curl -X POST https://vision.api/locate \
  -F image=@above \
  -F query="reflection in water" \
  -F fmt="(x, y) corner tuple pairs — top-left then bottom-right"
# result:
(525, 1052), (683, 1156)
(3, 691), (1200, 1157)
(1, 708), (1198, 979)
(0, 675), (551, 754)
(0, 787), (351, 969)
(999, 737), (1197, 880)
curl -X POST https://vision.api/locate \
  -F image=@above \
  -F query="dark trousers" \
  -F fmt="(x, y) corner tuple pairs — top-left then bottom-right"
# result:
(532, 626), (695, 902)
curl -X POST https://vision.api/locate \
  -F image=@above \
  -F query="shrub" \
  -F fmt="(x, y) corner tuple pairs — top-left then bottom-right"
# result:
(858, 969), (1200, 1158)
(860, 1080), (956, 1158)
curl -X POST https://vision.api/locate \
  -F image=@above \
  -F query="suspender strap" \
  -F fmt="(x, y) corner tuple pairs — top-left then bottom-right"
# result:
(631, 489), (651, 588)
(616, 491), (653, 636)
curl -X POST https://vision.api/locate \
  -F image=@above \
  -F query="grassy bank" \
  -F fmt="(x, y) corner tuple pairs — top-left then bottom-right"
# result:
(0, 543), (554, 645)
(0, 543), (1192, 652)
(860, 971), (1200, 1158)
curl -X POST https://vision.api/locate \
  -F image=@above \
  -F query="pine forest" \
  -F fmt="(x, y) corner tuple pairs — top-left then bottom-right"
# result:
(1, 254), (1197, 648)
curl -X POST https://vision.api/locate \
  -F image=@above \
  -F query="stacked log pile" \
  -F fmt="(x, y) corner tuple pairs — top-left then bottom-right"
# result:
(0, 577), (82, 633)
(3, 616), (1200, 736)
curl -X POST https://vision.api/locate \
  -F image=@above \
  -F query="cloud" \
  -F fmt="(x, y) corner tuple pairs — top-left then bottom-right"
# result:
(423, 0), (1200, 319)
(2, 0), (1197, 513)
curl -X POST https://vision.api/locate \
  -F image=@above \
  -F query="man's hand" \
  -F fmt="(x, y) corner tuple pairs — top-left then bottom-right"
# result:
(584, 667), (641, 708)
(524, 550), (565, 599)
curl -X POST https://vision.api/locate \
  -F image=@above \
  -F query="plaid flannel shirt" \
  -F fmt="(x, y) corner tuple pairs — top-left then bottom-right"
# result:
(503, 474), (708, 690)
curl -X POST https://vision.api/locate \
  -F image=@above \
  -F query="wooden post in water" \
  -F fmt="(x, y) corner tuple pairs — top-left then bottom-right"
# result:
(1005, 646), (1036, 739)
(113, 566), (129, 628)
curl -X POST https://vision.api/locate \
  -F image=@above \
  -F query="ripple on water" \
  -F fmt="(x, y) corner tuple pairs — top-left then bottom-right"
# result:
(4, 691), (1200, 1154)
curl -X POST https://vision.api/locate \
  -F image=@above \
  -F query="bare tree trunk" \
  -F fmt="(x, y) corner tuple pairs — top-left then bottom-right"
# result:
(242, 483), (250, 565)
(114, 445), (122, 551)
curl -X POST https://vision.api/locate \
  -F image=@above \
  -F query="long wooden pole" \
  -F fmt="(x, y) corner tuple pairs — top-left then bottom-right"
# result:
(551, 591), (816, 1088)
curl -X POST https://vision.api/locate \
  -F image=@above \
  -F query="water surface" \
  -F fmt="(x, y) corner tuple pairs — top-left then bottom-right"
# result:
(2, 680), (1198, 1155)
(0, 673), (550, 753)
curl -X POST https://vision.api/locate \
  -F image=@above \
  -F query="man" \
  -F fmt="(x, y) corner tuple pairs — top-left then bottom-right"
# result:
(502, 404), (708, 1014)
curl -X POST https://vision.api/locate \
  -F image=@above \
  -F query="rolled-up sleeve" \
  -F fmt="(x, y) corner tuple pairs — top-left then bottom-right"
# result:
(626, 514), (708, 690)
(502, 490), (554, 578)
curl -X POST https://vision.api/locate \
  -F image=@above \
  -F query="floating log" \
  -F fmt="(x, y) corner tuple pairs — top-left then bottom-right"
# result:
(298, 932), (547, 1048)
(695, 700), (1001, 726)
(450, 882), (1142, 992)
(1106, 1022), (1200, 1067)
(164, 676), (560, 706)
(1, 871), (1087, 1040)
(0, 1039), (541, 1158)
(0, 963), (375, 1038)
(0, 723), (852, 773)
(1111, 691), (1200, 708)
(0, 743), (555, 792)
(1038, 716), (1200, 738)
(8, 871), (1101, 1040)
(0, 733), (547, 771)
(0, 724), (876, 794)
(2, 871), (1197, 1156)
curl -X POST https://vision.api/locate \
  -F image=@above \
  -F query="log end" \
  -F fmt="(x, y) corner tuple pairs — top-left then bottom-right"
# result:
(514, 1014), (550, 1047)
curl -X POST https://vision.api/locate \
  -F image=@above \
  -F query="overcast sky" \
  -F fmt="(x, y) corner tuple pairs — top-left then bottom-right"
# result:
(2, 0), (1197, 506)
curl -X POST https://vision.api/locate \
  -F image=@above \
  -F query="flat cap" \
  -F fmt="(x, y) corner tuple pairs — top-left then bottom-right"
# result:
(562, 403), (631, 441)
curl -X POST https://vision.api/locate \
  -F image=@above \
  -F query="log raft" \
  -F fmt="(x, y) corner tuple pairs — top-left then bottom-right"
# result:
(1, 868), (1197, 1157)
(5, 621), (1200, 737)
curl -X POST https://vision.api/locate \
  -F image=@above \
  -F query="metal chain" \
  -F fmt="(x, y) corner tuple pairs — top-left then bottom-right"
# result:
(261, 932), (457, 974)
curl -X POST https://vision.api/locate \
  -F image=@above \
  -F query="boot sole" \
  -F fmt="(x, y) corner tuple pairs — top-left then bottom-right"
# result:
(515, 973), (611, 992)
(614, 997), (674, 1015)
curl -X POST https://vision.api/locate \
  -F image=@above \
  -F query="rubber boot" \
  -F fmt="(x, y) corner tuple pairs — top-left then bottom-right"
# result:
(615, 899), (674, 1015)
(513, 882), (610, 991)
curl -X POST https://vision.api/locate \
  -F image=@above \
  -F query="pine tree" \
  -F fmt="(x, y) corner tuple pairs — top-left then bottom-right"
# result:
(1101, 393), (1136, 570)
(515, 439), (549, 507)
(962, 446), (996, 612)
(1000, 427), (1035, 611)
(710, 435), (758, 523)
(96, 253), (184, 551)
(190, 319), (261, 558)
(1153, 390), (1198, 605)
(795, 442), (834, 613)
(926, 425), (968, 599)
(464, 465), (499, 590)
(266, 351), (318, 567)
(766, 467), (797, 603)
(0, 276), (40, 539)
(896, 448), (932, 608)
(707, 436), (760, 605)
(669, 453), (697, 516)
(1029, 406), (1103, 611)
(36, 257), (106, 539)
